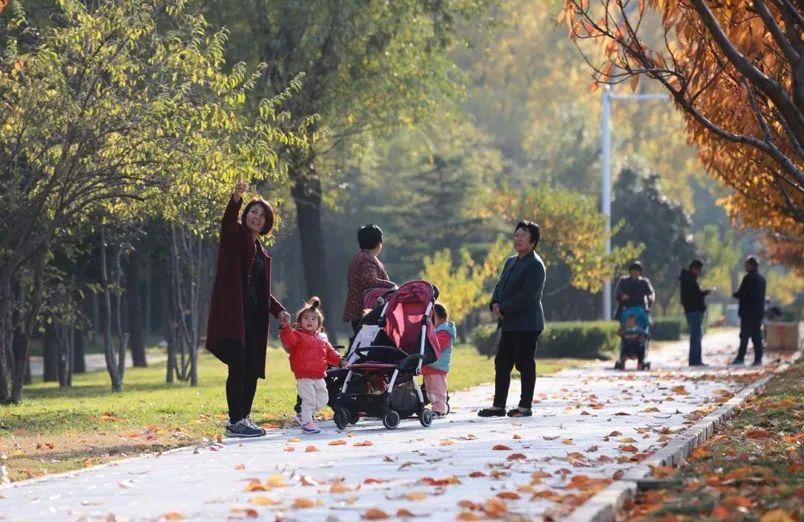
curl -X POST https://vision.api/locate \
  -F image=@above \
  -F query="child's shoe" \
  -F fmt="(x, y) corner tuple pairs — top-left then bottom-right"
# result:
(302, 421), (321, 434)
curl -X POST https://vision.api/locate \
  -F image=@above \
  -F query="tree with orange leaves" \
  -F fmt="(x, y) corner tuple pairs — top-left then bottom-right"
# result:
(560, 0), (803, 269)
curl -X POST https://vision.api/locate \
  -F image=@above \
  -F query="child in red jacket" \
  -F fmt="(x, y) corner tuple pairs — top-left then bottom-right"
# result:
(279, 297), (342, 434)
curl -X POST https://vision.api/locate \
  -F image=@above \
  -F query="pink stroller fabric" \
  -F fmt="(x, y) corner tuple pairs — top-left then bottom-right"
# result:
(383, 280), (442, 359)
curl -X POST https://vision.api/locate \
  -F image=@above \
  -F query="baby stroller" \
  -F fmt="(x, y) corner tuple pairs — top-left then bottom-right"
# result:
(332, 280), (442, 430)
(614, 306), (651, 370)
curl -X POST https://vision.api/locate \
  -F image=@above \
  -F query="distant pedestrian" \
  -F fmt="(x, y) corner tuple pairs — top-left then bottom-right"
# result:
(679, 259), (712, 367)
(732, 256), (766, 366)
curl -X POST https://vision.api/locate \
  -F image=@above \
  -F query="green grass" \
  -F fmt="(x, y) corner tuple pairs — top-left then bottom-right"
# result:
(0, 345), (581, 481)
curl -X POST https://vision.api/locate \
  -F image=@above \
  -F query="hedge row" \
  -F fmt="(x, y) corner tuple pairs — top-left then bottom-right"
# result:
(471, 321), (620, 359)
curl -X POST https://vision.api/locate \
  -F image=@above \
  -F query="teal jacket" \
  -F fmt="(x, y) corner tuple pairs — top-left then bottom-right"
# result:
(490, 252), (546, 332)
(425, 321), (455, 373)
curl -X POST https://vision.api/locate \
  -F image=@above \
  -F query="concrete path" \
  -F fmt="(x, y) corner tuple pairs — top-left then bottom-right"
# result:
(1, 328), (793, 521)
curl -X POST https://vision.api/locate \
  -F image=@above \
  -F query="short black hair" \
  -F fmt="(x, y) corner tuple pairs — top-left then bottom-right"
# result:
(514, 221), (540, 248)
(358, 224), (383, 250)
(746, 255), (759, 268)
(433, 302), (448, 320)
(241, 198), (274, 235)
(629, 260), (644, 272)
(689, 259), (704, 270)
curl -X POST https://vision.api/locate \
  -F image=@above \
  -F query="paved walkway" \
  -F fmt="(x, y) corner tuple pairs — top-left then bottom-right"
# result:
(1, 328), (793, 521)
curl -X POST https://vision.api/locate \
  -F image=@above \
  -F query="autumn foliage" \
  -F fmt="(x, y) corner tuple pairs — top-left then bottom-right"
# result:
(561, 1), (803, 269)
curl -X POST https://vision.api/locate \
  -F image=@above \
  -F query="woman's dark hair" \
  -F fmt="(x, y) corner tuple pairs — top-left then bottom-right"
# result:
(629, 260), (644, 272)
(241, 198), (275, 235)
(514, 221), (540, 248)
(433, 302), (448, 321)
(296, 296), (325, 330)
(358, 224), (383, 250)
(689, 259), (704, 270)
(745, 255), (759, 268)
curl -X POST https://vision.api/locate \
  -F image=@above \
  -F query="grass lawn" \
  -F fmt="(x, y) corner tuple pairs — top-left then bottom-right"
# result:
(0, 345), (582, 482)
(621, 358), (803, 522)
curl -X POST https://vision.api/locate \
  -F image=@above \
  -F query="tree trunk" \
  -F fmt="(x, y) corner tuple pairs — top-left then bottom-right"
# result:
(144, 253), (152, 343)
(11, 248), (48, 403)
(57, 324), (73, 387)
(289, 163), (338, 344)
(126, 248), (147, 367)
(43, 324), (59, 382)
(0, 271), (13, 402)
(73, 326), (86, 374)
(99, 227), (122, 393)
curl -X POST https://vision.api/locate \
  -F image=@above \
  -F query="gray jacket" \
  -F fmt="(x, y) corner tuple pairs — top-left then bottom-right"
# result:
(490, 252), (546, 332)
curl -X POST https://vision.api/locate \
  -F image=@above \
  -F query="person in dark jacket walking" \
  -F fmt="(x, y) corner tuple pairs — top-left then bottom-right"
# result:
(732, 256), (766, 366)
(478, 221), (546, 418)
(206, 181), (291, 438)
(679, 259), (712, 366)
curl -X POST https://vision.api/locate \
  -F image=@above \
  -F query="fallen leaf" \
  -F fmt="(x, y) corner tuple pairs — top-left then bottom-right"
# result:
(364, 478), (388, 484)
(711, 505), (731, 520)
(265, 475), (287, 488)
(456, 513), (481, 521)
(457, 500), (482, 510)
(619, 437), (638, 443)
(405, 491), (428, 501)
(671, 385), (689, 395)
(354, 440), (373, 447)
(330, 482), (351, 494)
(287, 437), (301, 442)
(396, 508), (415, 518)
(619, 445), (638, 453)
(608, 431), (623, 436)
(440, 439), (455, 446)
(249, 496), (280, 506)
(760, 509), (795, 522)
(158, 513), (185, 521)
(469, 471), (486, 478)
(507, 453), (527, 461)
(492, 444), (511, 451)
(650, 465), (675, 478)
(483, 498), (508, 517)
(643, 407), (661, 412)
(496, 491), (521, 500)
(300, 475), (318, 487)
(292, 498), (315, 509)
(745, 429), (772, 439)
(362, 508), (389, 520)
(244, 480), (268, 492)
(229, 507), (259, 519)
(421, 476), (461, 486)
(513, 434), (522, 440)
(328, 439), (347, 446)
(234, 464), (246, 470)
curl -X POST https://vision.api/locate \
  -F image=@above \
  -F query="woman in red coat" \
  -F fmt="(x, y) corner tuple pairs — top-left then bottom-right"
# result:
(206, 181), (291, 438)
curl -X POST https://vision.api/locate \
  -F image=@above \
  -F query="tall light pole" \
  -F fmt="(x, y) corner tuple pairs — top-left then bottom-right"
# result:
(601, 85), (668, 320)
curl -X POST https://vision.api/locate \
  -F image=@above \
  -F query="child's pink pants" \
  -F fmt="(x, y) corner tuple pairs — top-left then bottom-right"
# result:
(424, 374), (448, 414)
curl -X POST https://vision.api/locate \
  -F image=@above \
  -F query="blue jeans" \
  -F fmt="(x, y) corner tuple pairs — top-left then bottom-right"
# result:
(686, 310), (704, 365)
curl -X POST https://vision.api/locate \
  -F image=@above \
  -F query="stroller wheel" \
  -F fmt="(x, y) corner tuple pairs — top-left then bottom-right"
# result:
(382, 408), (400, 430)
(445, 396), (451, 415)
(419, 408), (433, 427)
(333, 407), (349, 430)
(614, 360), (624, 371)
(348, 411), (360, 425)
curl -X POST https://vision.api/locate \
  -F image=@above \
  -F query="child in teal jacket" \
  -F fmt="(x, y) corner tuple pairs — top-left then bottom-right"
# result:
(422, 303), (455, 416)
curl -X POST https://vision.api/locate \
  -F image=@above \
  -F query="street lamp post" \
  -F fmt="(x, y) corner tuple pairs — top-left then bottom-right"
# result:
(600, 85), (668, 320)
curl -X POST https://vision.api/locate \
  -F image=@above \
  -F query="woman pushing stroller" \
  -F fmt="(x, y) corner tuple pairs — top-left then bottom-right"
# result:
(614, 261), (655, 370)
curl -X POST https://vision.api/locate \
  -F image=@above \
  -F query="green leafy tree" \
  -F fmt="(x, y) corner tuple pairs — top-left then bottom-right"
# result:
(0, 0), (306, 402)
(205, 0), (499, 333)
(612, 168), (697, 314)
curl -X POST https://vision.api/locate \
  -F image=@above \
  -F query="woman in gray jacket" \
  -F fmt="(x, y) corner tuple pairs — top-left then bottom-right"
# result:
(479, 221), (546, 418)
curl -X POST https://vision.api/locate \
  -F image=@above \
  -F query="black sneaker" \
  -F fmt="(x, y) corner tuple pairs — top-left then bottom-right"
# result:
(244, 416), (267, 435)
(730, 357), (745, 366)
(751, 360), (762, 367)
(225, 419), (264, 438)
(478, 407), (506, 417)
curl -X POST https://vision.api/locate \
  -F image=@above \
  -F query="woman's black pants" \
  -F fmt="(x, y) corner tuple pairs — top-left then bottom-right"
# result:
(221, 340), (259, 424)
(493, 330), (541, 409)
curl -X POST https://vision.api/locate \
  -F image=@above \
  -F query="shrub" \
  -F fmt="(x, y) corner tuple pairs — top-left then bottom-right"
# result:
(470, 321), (620, 359)
(651, 318), (683, 341)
